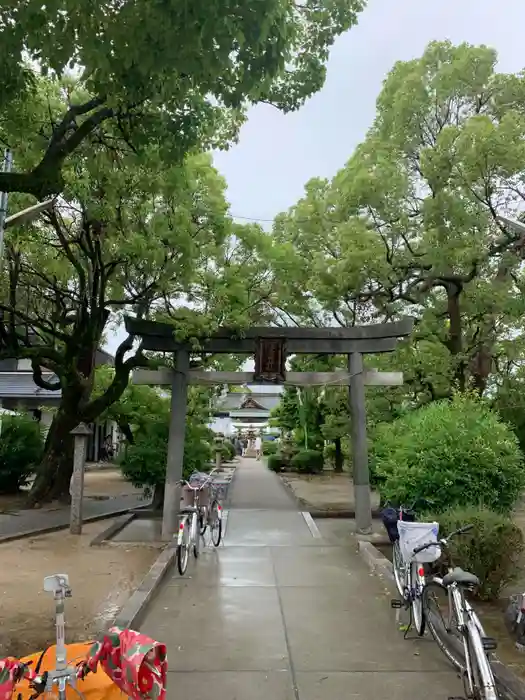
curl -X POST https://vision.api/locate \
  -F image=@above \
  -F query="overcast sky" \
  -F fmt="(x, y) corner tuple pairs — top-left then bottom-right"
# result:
(213, 0), (525, 227)
(108, 0), (524, 352)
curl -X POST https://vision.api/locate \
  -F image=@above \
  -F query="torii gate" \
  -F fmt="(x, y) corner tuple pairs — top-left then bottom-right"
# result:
(125, 316), (414, 540)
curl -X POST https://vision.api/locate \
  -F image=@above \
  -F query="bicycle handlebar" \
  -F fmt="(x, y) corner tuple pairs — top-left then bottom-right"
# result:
(384, 496), (435, 513)
(412, 523), (474, 555)
(180, 468), (219, 490)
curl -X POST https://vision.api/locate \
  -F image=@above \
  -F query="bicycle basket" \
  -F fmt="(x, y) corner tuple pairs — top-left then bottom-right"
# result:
(380, 507), (400, 543)
(397, 521), (440, 564)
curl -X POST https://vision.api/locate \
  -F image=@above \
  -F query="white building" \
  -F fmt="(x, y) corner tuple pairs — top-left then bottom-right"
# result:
(209, 384), (282, 436)
(0, 351), (119, 461)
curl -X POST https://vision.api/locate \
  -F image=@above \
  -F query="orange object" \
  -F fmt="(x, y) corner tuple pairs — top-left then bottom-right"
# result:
(16, 643), (124, 700)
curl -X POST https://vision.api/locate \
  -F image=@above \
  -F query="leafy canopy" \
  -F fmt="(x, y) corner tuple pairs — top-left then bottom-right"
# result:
(0, 0), (364, 195)
(371, 394), (525, 514)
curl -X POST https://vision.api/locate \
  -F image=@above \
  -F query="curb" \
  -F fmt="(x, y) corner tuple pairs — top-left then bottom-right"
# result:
(90, 513), (136, 546)
(278, 474), (382, 518)
(356, 539), (525, 700)
(0, 504), (147, 545)
(113, 545), (176, 629)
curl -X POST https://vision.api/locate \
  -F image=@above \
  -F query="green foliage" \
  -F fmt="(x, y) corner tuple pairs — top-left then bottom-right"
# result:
(434, 507), (524, 601)
(493, 377), (525, 455)
(372, 395), (525, 513)
(267, 40), (525, 405)
(263, 441), (278, 456)
(290, 449), (324, 474)
(267, 453), (285, 473)
(221, 441), (236, 462)
(119, 387), (214, 493)
(0, 1), (364, 196)
(0, 414), (44, 493)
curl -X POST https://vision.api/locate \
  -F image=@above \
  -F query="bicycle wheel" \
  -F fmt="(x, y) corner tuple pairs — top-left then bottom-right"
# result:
(210, 500), (223, 547)
(464, 633), (499, 700)
(199, 506), (208, 536)
(410, 562), (426, 636)
(423, 581), (465, 671)
(392, 540), (404, 597)
(176, 521), (190, 575)
(193, 514), (200, 558)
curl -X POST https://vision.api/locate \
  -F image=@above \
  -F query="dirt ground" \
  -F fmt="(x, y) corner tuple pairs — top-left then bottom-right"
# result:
(0, 469), (143, 513)
(0, 519), (157, 658)
(280, 470), (381, 512)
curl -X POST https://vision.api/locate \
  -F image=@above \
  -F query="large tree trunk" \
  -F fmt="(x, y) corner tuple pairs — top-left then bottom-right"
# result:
(446, 284), (466, 392)
(333, 437), (343, 473)
(28, 406), (80, 505)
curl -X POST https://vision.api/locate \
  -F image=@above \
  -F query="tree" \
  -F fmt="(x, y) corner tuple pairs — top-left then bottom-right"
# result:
(0, 108), (271, 503)
(269, 41), (525, 404)
(119, 386), (215, 508)
(0, 0), (364, 197)
(94, 366), (169, 445)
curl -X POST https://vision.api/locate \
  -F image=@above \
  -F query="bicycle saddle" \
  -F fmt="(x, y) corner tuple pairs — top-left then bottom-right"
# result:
(442, 567), (480, 588)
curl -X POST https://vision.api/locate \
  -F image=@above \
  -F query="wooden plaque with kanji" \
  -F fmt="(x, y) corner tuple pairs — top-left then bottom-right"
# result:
(254, 337), (286, 383)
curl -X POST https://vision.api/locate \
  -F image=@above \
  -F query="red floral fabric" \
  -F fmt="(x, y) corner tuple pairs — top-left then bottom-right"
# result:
(0, 658), (35, 700)
(81, 627), (167, 700)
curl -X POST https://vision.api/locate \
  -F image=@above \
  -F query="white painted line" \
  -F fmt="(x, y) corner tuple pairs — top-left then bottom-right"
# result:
(301, 511), (322, 538)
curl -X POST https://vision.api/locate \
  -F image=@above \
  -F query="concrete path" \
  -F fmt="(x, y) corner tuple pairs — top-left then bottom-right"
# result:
(140, 458), (464, 700)
(0, 493), (144, 539)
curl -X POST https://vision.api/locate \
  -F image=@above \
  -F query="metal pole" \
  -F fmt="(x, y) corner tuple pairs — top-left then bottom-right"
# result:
(0, 150), (13, 261)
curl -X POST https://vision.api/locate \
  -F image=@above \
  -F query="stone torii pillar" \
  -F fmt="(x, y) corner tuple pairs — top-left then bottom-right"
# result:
(162, 350), (190, 542)
(348, 352), (372, 534)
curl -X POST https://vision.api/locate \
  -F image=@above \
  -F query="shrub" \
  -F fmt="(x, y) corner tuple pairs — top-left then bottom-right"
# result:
(0, 413), (43, 493)
(291, 449), (324, 474)
(263, 441), (278, 456)
(267, 453), (285, 472)
(120, 416), (213, 497)
(371, 395), (525, 513)
(221, 441), (236, 461)
(432, 506), (524, 601)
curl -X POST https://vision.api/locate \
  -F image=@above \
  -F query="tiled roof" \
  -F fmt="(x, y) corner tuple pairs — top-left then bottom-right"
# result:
(0, 372), (61, 399)
(215, 392), (281, 412)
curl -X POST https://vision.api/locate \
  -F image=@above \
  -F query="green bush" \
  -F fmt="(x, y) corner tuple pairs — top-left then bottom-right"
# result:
(0, 413), (43, 493)
(291, 449), (324, 474)
(433, 506), (524, 601)
(267, 453), (285, 472)
(263, 441), (278, 456)
(221, 441), (236, 461)
(120, 417), (213, 497)
(371, 395), (525, 513)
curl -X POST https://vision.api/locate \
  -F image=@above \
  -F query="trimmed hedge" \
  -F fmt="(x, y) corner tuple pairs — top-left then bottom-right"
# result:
(432, 506), (524, 601)
(371, 395), (525, 513)
(0, 413), (43, 493)
(267, 453), (285, 472)
(290, 449), (324, 474)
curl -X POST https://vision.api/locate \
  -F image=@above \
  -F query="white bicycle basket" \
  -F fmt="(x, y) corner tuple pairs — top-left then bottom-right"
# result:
(397, 521), (441, 564)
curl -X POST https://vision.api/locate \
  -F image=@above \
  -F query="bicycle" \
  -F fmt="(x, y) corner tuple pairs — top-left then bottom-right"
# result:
(390, 517), (441, 637)
(417, 526), (500, 700)
(381, 497), (434, 607)
(176, 470), (223, 575)
(197, 482), (224, 549)
(0, 574), (167, 700)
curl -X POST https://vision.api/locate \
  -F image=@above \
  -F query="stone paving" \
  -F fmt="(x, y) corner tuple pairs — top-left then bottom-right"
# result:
(0, 493), (144, 539)
(140, 458), (464, 700)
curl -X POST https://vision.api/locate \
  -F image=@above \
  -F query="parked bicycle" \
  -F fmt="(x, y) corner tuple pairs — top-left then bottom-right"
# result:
(390, 516), (440, 637)
(416, 526), (500, 700)
(176, 469), (223, 576)
(381, 497), (435, 634)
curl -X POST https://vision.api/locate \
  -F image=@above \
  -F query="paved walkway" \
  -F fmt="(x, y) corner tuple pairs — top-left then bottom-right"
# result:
(0, 493), (143, 539)
(140, 458), (464, 700)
